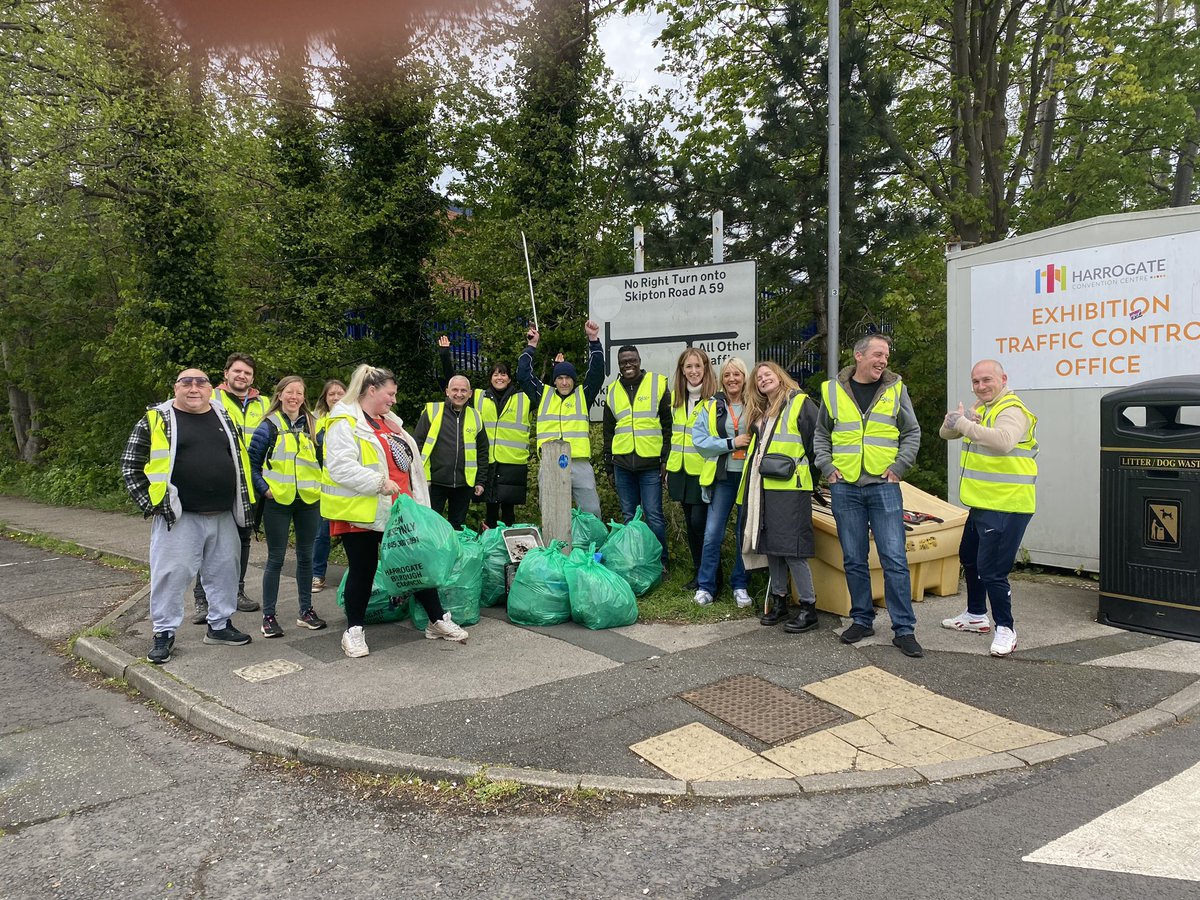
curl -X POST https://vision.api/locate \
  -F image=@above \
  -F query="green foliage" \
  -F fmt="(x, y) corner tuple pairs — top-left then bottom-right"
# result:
(0, 461), (133, 511)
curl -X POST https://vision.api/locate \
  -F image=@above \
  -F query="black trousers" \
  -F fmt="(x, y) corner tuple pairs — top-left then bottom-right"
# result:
(681, 501), (707, 574)
(428, 483), (472, 529)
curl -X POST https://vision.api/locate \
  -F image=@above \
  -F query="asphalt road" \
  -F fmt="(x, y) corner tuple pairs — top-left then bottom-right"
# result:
(2, 538), (1199, 899)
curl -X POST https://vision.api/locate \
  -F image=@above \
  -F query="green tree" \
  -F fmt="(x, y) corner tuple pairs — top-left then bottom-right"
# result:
(331, 36), (445, 418)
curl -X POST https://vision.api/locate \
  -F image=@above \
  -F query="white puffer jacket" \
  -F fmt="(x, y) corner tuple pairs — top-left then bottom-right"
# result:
(323, 399), (431, 532)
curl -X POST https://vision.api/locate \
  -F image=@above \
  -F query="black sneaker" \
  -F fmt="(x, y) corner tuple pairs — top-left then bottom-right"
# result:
(682, 578), (699, 591)
(892, 634), (925, 658)
(236, 591), (260, 613)
(190, 599), (208, 625)
(839, 623), (876, 644)
(147, 631), (175, 664)
(296, 609), (328, 631)
(204, 619), (252, 646)
(261, 615), (284, 638)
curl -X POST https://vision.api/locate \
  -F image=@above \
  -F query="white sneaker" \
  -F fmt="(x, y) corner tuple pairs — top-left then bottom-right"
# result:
(990, 626), (1017, 657)
(941, 611), (992, 633)
(426, 612), (469, 643)
(694, 589), (714, 606)
(733, 589), (753, 609)
(341, 626), (369, 658)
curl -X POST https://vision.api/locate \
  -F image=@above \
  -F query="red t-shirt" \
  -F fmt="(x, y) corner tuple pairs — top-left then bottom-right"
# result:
(330, 415), (412, 536)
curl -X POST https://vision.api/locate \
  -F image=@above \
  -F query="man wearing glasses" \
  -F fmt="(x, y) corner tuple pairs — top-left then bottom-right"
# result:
(121, 369), (255, 663)
(190, 352), (270, 622)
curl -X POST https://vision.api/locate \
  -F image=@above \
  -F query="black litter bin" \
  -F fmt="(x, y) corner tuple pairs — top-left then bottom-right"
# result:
(1099, 375), (1200, 641)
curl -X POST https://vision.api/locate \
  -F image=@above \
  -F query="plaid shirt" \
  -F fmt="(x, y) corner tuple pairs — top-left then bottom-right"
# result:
(120, 401), (253, 529)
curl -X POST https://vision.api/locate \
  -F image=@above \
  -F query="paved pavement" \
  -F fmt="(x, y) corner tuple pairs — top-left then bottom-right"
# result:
(2, 495), (1198, 799)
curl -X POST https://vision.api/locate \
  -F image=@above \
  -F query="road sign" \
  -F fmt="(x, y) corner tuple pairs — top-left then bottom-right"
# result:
(587, 260), (757, 419)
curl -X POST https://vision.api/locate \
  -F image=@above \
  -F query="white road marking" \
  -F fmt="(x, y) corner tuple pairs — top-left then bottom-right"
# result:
(0, 557), (63, 568)
(1023, 760), (1200, 882)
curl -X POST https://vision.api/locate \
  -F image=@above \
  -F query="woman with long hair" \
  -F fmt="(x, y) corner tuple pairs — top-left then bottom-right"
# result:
(322, 364), (468, 658)
(310, 379), (346, 593)
(473, 361), (531, 528)
(666, 348), (717, 590)
(248, 376), (327, 637)
(691, 357), (752, 607)
(738, 361), (822, 633)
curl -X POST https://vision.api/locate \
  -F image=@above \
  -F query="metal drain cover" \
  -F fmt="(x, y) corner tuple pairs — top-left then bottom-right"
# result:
(680, 674), (842, 744)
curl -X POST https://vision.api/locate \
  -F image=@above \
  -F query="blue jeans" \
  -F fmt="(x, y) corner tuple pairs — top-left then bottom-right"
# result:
(830, 480), (915, 635)
(697, 473), (748, 594)
(312, 518), (331, 579)
(613, 466), (668, 565)
(960, 508), (1032, 630)
(261, 498), (320, 618)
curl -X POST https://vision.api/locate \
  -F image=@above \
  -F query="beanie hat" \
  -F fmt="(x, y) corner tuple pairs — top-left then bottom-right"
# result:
(552, 361), (578, 382)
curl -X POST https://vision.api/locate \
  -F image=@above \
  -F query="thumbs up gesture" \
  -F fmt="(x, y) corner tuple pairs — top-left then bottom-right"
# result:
(944, 402), (965, 429)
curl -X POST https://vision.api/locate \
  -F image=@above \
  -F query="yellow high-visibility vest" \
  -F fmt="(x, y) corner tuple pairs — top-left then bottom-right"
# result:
(607, 373), (668, 457)
(144, 409), (171, 507)
(215, 389), (268, 502)
(737, 392), (814, 503)
(959, 393), (1038, 513)
(821, 379), (901, 482)
(421, 402), (484, 487)
(319, 414), (383, 524)
(666, 394), (706, 476)
(536, 387), (591, 458)
(473, 388), (531, 465)
(262, 413), (321, 505)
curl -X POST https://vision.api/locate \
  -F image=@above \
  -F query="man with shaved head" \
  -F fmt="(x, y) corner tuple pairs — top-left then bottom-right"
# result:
(414, 373), (490, 528)
(121, 368), (255, 664)
(940, 359), (1039, 658)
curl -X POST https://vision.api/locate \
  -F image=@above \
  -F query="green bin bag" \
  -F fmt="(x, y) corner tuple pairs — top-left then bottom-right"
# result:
(570, 508), (608, 550)
(507, 540), (571, 626)
(410, 528), (483, 630)
(479, 522), (510, 607)
(565, 544), (638, 630)
(335, 571), (410, 624)
(601, 507), (663, 597)
(378, 494), (460, 594)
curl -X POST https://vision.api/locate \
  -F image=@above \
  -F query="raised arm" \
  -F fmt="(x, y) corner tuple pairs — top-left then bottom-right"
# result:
(515, 327), (544, 402)
(581, 319), (605, 407)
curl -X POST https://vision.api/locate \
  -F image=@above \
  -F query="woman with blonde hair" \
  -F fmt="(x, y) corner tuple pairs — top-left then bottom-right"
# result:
(248, 375), (326, 637)
(667, 348), (718, 590)
(310, 378), (346, 593)
(737, 361), (822, 633)
(691, 357), (753, 606)
(322, 364), (468, 658)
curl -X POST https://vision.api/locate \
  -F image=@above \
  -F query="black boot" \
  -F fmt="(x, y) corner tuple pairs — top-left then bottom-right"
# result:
(784, 601), (819, 634)
(760, 592), (790, 626)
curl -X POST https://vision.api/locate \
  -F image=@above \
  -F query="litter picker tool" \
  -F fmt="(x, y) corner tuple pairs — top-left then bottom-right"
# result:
(521, 230), (539, 332)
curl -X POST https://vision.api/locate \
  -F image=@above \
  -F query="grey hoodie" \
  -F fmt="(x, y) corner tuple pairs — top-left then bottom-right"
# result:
(813, 366), (921, 485)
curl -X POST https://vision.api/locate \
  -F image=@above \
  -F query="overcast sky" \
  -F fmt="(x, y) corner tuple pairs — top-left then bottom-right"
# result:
(595, 8), (679, 99)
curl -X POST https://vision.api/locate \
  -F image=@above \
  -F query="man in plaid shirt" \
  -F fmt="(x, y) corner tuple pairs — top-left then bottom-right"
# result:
(121, 368), (255, 663)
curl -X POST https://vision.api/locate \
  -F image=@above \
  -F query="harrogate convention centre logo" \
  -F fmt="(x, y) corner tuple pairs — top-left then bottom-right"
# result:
(1034, 263), (1067, 294)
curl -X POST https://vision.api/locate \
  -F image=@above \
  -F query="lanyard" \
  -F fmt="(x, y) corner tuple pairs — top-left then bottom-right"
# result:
(727, 401), (745, 459)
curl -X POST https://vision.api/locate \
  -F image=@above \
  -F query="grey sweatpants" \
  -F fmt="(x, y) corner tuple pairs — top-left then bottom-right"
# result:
(150, 511), (239, 633)
(569, 460), (603, 518)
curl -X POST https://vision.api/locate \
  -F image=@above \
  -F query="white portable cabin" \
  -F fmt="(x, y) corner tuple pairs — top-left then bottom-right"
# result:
(945, 206), (1200, 571)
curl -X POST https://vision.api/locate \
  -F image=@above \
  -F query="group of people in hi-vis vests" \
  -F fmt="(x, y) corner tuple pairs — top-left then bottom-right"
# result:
(124, 329), (1037, 666)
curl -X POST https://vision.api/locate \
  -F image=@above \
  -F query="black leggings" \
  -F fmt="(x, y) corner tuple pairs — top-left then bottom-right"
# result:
(681, 501), (707, 573)
(486, 502), (516, 529)
(341, 530), (445, 629)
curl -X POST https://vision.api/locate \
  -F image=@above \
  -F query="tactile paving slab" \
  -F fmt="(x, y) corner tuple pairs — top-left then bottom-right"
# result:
(680, 674), (842, 744)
